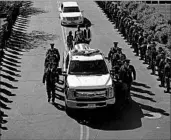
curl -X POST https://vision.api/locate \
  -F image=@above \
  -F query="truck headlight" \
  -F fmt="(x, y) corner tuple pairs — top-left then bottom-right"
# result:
(67, 88), (76, 100)
(106, 86), (114, 98)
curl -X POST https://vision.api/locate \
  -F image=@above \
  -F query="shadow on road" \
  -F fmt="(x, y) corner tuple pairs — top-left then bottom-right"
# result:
(132, 81), (151, 89)
(138, 102), (170, 116)
(131, 86), (155, 96)
(131, 92), (156, 102)
(0, 0), (46, 134)
(68, 100), (143, 130)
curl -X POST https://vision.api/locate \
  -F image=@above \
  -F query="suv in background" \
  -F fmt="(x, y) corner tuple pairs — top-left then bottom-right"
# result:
(59, 1), (84, 25)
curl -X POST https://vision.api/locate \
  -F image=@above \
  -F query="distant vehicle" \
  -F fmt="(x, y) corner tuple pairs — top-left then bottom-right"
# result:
(58, 43), (115, 114)
(58, 1), (84, 25)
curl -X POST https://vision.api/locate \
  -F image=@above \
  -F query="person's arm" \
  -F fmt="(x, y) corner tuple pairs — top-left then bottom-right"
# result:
(43, 72), (46, 84)
(89, 29), (92, 40)
(57, 49), (60, 62)
(130, 65), (136, 80)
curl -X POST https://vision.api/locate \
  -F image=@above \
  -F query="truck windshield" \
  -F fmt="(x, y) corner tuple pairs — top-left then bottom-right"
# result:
(63, 7), (80, 13)
(68, 60), (108, 75)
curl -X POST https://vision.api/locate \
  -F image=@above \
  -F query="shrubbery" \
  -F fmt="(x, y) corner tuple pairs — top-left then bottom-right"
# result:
(120, 1), (171, 50)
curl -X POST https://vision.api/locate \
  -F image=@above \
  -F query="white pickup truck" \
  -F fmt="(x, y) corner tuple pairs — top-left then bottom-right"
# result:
(58, 43), (115, 113)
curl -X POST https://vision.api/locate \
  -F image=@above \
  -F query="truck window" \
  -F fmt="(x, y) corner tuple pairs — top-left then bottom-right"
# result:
(68, 60), (108, 75)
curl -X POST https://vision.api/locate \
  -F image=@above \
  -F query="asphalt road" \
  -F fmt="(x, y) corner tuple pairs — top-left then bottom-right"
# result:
(0, 0), (170, 140)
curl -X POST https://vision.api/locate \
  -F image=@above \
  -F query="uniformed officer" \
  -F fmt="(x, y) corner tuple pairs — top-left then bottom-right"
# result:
(46, 43), (60, 69)
(140, 39), (147, 61)
(83, 24), (91, 44)
(150, 42), (157, 75)
(43, 63), (58, 103)
(119, 59), (136, 103)
(108, 42), (119, 61)
(164, 57), (171, 93)
(117, 48), (126, 63)
(156, 47), (164, 79)
(158, 52), (166, 87)
(67, 31), (74, 50)
(108, 42), (120, 68)
(74, 25), (84, 44)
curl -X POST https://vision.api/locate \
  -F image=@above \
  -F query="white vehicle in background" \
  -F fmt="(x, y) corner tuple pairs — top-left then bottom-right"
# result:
(58, 43), (115, 113)
(58, 1), (84, 25)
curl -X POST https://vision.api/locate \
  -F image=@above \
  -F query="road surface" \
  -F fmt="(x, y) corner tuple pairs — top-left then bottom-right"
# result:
(0, 0), (170, 140)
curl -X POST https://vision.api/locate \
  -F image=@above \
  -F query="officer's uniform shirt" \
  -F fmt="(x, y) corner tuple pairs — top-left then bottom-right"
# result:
(119, 64), (136, 84)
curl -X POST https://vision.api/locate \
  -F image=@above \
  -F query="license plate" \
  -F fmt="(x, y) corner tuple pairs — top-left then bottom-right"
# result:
(88, 104), (96, 108)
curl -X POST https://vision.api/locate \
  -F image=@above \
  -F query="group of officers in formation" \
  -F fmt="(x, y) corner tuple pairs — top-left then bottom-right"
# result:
(104, 2), (170, 94)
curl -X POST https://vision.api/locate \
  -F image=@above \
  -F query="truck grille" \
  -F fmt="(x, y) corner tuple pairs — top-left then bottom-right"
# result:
(75, 89), (107, 102)
(66, 17), (79, 21)
(76, 97), (106, 102)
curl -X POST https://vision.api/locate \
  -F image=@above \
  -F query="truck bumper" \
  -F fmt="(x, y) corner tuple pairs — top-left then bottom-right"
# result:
(66, 98), (115, 109)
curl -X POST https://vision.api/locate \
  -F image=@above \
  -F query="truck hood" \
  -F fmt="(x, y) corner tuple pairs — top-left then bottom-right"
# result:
(61, 12), (82, 17)
(67, 74), (112, 89)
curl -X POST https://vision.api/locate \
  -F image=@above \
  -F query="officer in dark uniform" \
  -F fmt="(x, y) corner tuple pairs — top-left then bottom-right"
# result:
(140, 39), (147, 61)
(108, 42), (119, 61)
(164, 57), (171, 93)
(158, 52), (166, 87)
(67, 31), (74, 50)
(83, 24), (91, 44)
(74, 25), (84, 44)
(138, 31), (145, 59)
(133, 26), (139, 56)
(117, 48), (126, 63)
(119, 59), (136, 103)
(43, 63), (58, 103)
(46, 43), (60, 69)
(156, 47), (164, 79)
(150, 42), (157, 75)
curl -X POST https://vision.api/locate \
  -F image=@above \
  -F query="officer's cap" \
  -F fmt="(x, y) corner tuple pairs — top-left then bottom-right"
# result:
(50, 43), (54, 46)
(69, 31), (72, 34)
(113, 42), (118, 45)
(124, 59), (130, 63)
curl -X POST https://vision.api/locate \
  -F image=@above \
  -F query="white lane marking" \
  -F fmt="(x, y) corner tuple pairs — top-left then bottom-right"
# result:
(85, 126), (89, 140)
(80, 124), (84, 140)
